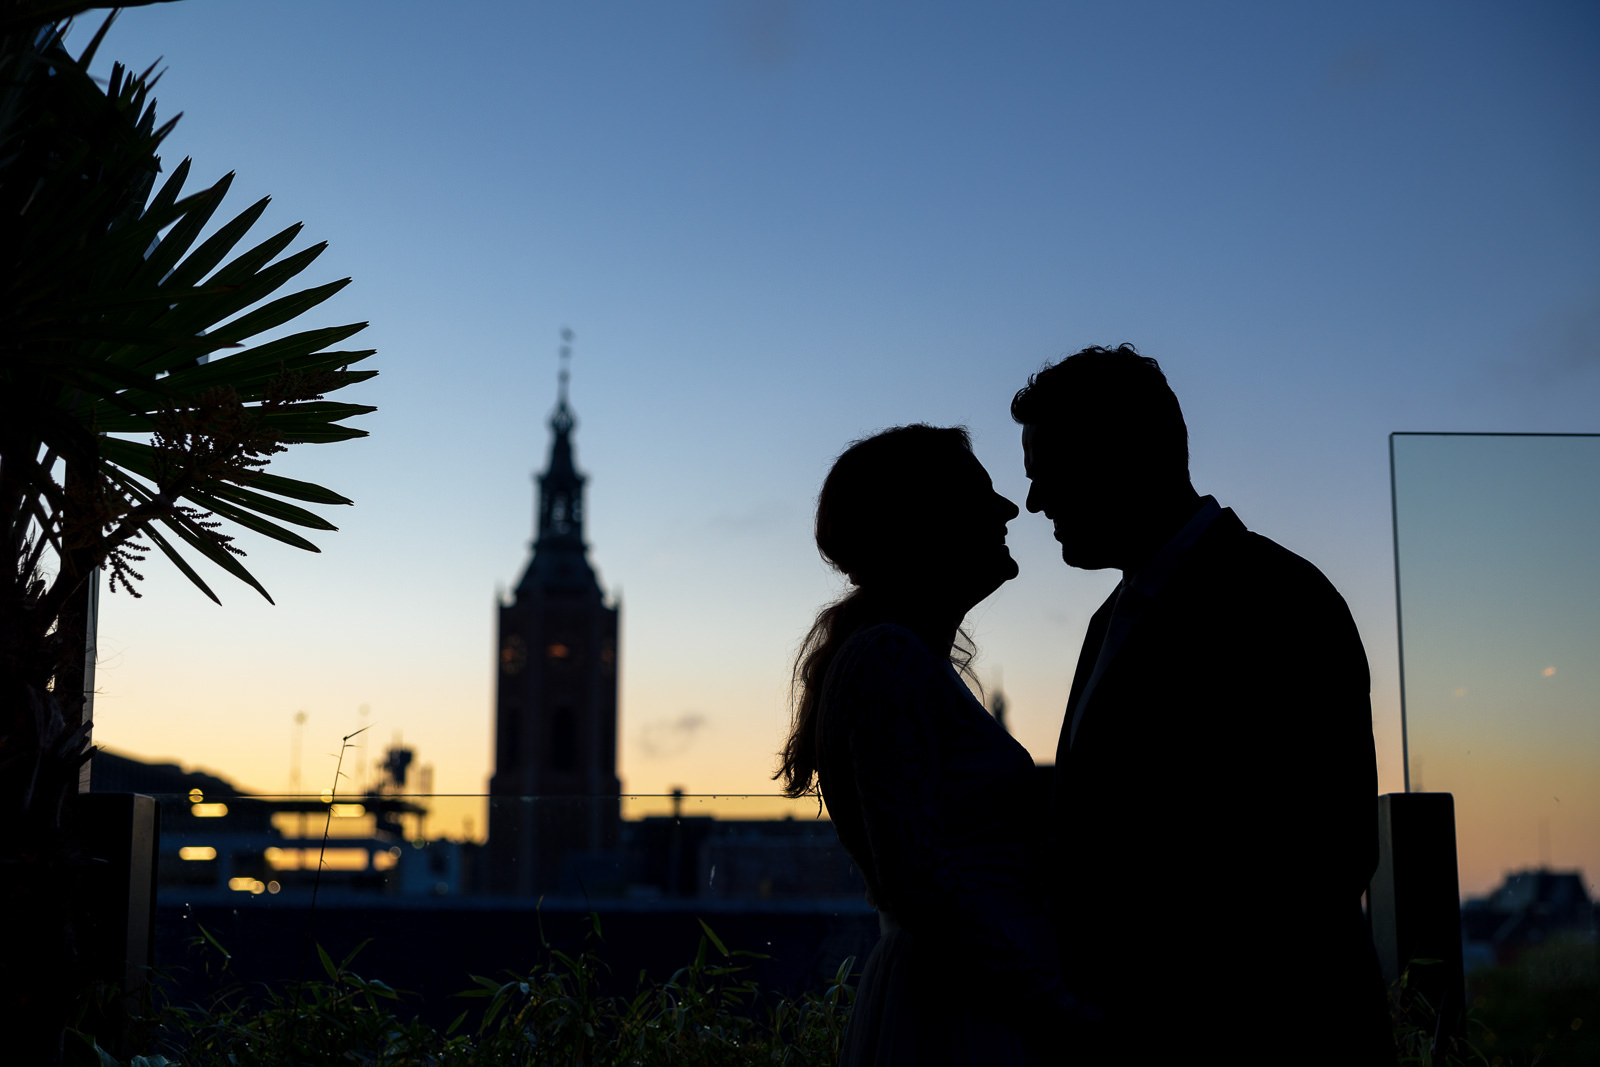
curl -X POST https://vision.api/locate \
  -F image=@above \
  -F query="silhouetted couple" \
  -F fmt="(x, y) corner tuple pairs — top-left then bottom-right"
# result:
(777, 346), (1394, 1065)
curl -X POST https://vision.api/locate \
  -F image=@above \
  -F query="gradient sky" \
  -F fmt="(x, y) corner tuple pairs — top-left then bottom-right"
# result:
(81, 3), (1599, 866)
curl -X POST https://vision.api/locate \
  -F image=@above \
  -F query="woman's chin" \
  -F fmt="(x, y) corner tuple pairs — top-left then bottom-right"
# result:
(977, 559), (1020, 601)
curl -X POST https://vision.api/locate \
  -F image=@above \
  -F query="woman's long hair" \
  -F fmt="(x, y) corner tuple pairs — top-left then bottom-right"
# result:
(775, 424), (978, 799)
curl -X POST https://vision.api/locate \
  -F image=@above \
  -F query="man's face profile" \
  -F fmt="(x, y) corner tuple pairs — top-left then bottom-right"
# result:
(1021, 421), (1122, 571)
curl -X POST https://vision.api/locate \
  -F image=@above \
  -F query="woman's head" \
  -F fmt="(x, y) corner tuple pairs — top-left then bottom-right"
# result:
(776, 425), (1018, 800)
(814, 424), (1019, 607)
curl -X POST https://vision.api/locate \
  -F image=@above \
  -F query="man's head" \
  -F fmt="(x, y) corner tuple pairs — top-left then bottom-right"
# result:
(1011, 344), (1193, 571)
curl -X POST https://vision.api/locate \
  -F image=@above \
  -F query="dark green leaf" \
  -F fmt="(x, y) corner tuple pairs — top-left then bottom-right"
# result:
(184, 492), (322, 552)
(143, 524), (221, 605)
(127, 174), (236, 291)
(206, 278), (351, 346)
(200, 482), (338, 531)
(239, 469), (354, 506)
(157, 190), (270, 291)
(697, 920), (730, 958)
(157, 510), (274, 603)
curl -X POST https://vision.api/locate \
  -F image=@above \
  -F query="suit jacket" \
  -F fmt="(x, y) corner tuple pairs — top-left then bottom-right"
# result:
(1051, 508), (1390, 1061)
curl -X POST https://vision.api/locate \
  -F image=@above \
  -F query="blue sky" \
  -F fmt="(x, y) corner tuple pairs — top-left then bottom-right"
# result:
(83, 3), (1598, 846)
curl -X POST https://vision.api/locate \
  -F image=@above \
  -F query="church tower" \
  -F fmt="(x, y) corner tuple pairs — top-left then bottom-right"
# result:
(487, 331), (621, 894)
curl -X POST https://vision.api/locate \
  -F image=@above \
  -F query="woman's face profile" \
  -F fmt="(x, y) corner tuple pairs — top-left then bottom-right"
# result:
(895, 446), (1019, 608)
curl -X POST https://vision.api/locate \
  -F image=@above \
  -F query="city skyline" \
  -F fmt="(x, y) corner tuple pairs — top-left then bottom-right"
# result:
(80, 3), (1599, 896)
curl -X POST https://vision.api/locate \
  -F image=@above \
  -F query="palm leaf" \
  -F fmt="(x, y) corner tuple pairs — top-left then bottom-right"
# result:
(197, 482), (339, 531)
(143, 523), (221, 605)
(1, 24), (376, 605)
(184, 491), (323, 553)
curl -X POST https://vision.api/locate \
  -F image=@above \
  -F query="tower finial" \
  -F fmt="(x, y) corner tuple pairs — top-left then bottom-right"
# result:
(557, 327), (574, 408)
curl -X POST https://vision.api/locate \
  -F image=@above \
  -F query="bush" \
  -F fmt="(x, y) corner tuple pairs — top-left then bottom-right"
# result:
(84, 933), (1595, 1065)
(1390, 942), (1599, 1067)
(80, 917), (855, 1066)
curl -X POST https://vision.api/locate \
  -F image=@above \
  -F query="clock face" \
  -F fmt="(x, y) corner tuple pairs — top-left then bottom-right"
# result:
(500, 634), (528, 675)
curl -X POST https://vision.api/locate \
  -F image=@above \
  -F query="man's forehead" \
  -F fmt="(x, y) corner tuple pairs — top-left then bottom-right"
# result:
(1021, 422), (1059, 453)
(1022, 421), (1089, 467)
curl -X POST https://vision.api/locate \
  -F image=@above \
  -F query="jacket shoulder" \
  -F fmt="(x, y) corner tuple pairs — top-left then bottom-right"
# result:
(1204, 515), (1349, 604)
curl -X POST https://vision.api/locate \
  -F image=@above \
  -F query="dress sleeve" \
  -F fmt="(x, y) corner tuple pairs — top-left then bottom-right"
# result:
(832, 627), (1079, 1025)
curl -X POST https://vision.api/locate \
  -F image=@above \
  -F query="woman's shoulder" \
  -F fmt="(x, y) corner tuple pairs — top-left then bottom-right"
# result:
(834, 622), (938, 670)
(825, 623), (944, 706)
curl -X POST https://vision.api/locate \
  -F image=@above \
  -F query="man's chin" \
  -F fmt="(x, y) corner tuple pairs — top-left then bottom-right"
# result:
(1059, 545), (1115, 571)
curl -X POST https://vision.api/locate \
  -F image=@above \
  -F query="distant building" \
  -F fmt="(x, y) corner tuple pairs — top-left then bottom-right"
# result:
(486, 336), (622, 894)
(694, 818), (865, 901)
(1461, 867), (1596, 969)
(90, 746), (459, 897)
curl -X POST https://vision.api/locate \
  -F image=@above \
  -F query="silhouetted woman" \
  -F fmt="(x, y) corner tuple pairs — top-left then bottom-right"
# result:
(777, 425), (1091, 1066)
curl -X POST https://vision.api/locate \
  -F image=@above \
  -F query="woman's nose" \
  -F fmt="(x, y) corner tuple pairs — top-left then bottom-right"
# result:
(997, 493), (1020, 520)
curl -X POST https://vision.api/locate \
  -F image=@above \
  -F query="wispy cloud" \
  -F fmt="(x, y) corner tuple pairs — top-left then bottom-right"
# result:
(1482, 289), (1600, 392)
(1325, 41), (1387, 86)
(638, 712), (709, 758)
(717, 0), (800, 73)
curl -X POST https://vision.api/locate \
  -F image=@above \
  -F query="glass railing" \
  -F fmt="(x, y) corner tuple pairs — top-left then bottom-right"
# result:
(1391, 433), (1600, 902)
(141, 790), (863, 903)
(110, 789), (872, 1021)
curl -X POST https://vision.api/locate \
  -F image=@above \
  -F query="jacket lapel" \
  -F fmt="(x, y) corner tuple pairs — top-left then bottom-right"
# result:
(1057, 588), (1117, 768)
(1059, 510), (1249, 769)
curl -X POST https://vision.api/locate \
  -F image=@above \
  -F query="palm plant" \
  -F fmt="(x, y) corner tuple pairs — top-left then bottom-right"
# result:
(1, 6), (377, 1059)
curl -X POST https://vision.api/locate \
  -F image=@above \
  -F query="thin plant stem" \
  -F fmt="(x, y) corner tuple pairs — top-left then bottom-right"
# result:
(282, 722), (370, 1062)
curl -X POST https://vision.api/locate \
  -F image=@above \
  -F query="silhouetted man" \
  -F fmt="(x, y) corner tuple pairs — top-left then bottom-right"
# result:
(1013, 345), (1392, 1063)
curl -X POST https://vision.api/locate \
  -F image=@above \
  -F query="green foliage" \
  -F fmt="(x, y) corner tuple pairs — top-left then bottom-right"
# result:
(86, 920), (855, 1067)
(1, 10), (376, 1060)
(1, 15), (377, 615)
(1465, 936), (1599, 1067)
(1389, 943), (1600, 1067)
(77, 934), (1598, 1066)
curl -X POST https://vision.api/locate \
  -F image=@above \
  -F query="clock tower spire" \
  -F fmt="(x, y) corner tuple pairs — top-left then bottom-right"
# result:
(523, 328), (596, 592)
(488, 329), (621, 895)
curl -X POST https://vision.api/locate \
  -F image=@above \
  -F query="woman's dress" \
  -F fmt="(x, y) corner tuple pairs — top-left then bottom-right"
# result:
(816, 623), (1069, 1067)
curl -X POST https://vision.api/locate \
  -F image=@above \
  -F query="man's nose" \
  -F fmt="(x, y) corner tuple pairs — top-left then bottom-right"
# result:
(1025, 483), (1045, 514)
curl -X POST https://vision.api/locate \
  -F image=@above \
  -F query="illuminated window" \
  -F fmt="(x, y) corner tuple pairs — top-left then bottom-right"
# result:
(178, 846), (216, 861)
(191, 803), (229, 818)
(330, 803), (365, 818)
(501, 634), (527, 675)
(547, 642), (570, 660)
(315, 848), (371, 871)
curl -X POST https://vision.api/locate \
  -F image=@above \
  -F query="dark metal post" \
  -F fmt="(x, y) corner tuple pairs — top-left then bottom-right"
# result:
(1369, 792), (1465, 1038)
(1388, 433), (1411, 793)
(74, 792), (159, 1048)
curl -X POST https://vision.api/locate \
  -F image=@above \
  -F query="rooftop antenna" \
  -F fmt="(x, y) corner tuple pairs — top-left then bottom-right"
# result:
(356, 703), (371, 793)
(988, 668), (1008, 733)
(558, 327), (574, 407)
(290, 710), (307, 795)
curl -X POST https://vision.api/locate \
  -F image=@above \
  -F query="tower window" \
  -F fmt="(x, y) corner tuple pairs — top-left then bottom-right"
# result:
(501, 635), (527, 675)
(550, 707), (577, 773)
(500, 708), (520, 769)
(547, 642), (570, 660)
